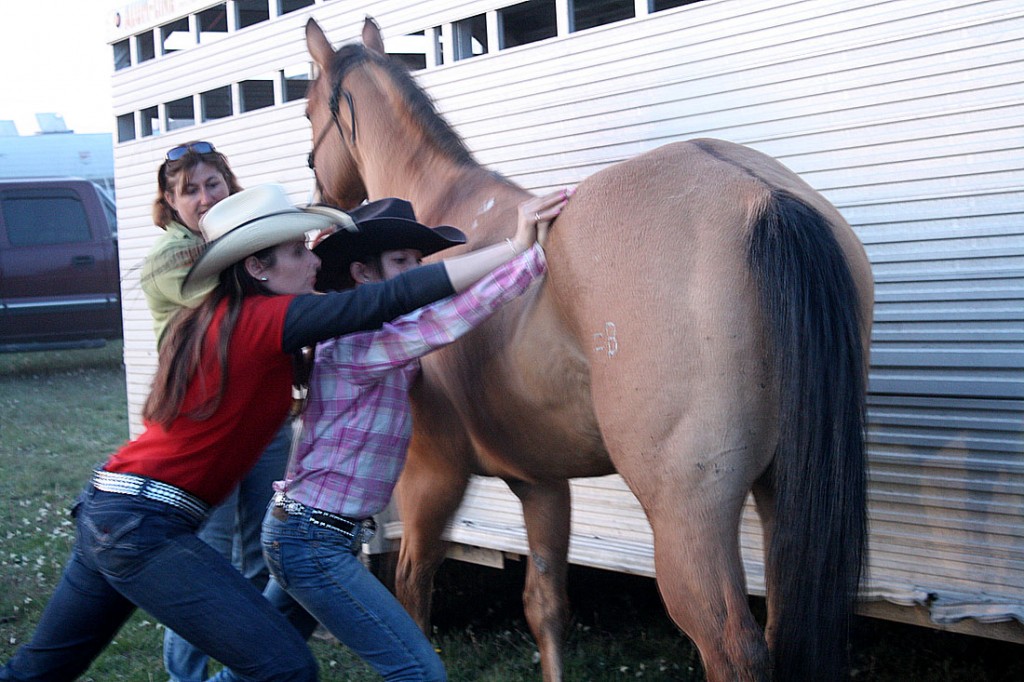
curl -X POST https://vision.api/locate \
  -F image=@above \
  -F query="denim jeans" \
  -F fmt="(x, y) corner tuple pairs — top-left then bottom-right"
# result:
(212, 504), (445, 682)
(0, 486), (316, 682)
(163, 422), (291, 682)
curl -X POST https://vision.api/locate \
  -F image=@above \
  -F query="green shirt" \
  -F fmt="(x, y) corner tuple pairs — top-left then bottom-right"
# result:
(140, 221), (215, 346)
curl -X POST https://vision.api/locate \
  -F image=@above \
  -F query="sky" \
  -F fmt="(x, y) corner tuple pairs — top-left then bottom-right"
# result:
(0, 1), (118, 135)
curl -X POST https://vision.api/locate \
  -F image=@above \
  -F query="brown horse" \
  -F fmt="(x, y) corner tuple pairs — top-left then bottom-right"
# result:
(304, 17), (874, 682)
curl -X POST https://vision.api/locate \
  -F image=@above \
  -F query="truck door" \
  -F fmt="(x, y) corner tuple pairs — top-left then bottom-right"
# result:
(0, 184), (121, 347)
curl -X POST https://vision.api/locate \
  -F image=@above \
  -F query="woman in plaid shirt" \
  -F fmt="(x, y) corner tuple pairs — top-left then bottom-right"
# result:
(211, 189), (570, 682)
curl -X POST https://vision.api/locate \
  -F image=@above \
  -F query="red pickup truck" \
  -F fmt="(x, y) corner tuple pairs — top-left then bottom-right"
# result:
(0, 178), (123, 351)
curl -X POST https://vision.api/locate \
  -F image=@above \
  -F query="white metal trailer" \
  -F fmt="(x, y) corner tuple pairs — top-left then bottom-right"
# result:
(108, 0), (1024, 643)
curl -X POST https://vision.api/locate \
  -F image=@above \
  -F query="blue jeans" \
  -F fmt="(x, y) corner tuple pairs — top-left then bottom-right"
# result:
(163, 422), (291, 682)
(0, 486), (316, 682)
(212, 505), (445, 682)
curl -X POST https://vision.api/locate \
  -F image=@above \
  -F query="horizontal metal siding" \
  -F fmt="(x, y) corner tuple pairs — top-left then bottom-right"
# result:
(112, 0), (1024, 633)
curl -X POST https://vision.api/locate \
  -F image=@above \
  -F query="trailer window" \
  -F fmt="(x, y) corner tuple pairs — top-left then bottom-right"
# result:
(166, 96), (195, 131)
(499, 0), (557, 49)
(113, 39), (131, 70)
(652, 0), (703, 11)
(136, 30), (155, 63)
(140, 106), (160, 137)
(571, 0), (634, 32)
(453, 14), (487, 61)
(278, 0), (314, 15)
(237, 0), (270, 30)
(198, 5), (228, 44)
(117, 113), (136, 143)
(240, 76), (275, 113)
(201, 86), (233, 121)
(431, 27), (444, 67)
(282, 64), (312, 102)
(390, 31), (429, 71)
(160, 18), (192, 55)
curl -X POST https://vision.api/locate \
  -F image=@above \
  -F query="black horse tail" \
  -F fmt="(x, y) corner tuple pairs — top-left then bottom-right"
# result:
(748, 190), (868, 681)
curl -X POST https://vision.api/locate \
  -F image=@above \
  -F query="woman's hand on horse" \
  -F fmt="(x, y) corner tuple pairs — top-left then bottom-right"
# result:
(443, 188), (572, 292)
(514, 188), (573, 251)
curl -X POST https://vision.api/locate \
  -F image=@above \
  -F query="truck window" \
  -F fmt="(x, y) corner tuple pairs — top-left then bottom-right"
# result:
(99, 189), (118, 238)
(1, 190), (92, 246)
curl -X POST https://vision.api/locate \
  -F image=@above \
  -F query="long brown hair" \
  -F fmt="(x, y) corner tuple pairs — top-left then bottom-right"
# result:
(143, 247), (282, 427)
(152, 144), (243, 228)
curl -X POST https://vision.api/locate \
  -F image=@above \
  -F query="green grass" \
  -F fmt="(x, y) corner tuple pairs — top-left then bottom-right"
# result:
(1, 344), (1022, 680)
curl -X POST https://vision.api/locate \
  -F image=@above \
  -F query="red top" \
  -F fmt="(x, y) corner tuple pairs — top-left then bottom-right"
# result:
(105, 295), (295, 504)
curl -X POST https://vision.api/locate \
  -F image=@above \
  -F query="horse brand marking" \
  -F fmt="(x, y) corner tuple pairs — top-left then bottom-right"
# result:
(470, 197), (496, 230)
(593, 322), (618, 357)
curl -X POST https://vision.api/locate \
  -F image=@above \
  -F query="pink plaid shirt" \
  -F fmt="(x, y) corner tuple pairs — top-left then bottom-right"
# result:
(276, 244), (546, 518)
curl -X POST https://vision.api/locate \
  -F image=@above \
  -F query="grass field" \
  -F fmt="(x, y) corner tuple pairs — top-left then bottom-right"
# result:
(1, 343), (1021, 680)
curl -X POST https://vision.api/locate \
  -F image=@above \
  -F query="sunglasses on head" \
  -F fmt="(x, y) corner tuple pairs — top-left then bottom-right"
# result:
(166, 141), (216, 161)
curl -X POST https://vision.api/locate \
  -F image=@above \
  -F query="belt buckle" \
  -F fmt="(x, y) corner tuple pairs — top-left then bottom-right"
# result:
(345, 518), (374, 555)
(273, 492), (303, 516)
(358, 518), (376, 544)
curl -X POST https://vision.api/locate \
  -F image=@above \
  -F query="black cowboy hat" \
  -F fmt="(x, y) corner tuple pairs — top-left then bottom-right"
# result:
(313, 197), (466, 291)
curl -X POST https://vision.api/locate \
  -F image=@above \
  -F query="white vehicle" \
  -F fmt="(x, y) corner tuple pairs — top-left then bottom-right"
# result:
(109, 0), (1023, 644)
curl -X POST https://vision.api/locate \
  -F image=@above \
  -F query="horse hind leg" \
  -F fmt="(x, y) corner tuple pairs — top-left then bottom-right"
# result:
(609, 415), (772, 682)
(506, 478), (571, 682)
(648, 495), (770, 682)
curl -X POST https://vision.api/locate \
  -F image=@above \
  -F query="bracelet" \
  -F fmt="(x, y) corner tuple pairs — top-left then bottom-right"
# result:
(504, 238), (518, 256)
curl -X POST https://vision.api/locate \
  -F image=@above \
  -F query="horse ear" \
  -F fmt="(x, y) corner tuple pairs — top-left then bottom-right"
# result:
(362, 16), (386, 56)
(306, 18), (334, 69)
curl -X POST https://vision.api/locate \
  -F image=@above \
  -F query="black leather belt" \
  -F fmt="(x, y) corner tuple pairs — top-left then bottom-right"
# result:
(272, 491), (374, 545)
(309, 508), (362, 537)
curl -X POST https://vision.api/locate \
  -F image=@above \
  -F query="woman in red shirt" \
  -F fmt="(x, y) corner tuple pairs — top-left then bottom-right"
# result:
(0, 183), (564, 682)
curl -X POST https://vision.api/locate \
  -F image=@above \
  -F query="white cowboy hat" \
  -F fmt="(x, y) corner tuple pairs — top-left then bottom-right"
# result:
(181, 184), (356, 297)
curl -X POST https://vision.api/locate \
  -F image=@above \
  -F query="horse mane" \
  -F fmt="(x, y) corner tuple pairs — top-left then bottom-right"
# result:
(330, 44), (477, 168)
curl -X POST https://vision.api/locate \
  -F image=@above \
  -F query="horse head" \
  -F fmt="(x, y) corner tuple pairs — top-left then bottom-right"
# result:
(305, 17), (486, 223)
(305, 18), (369, 209)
